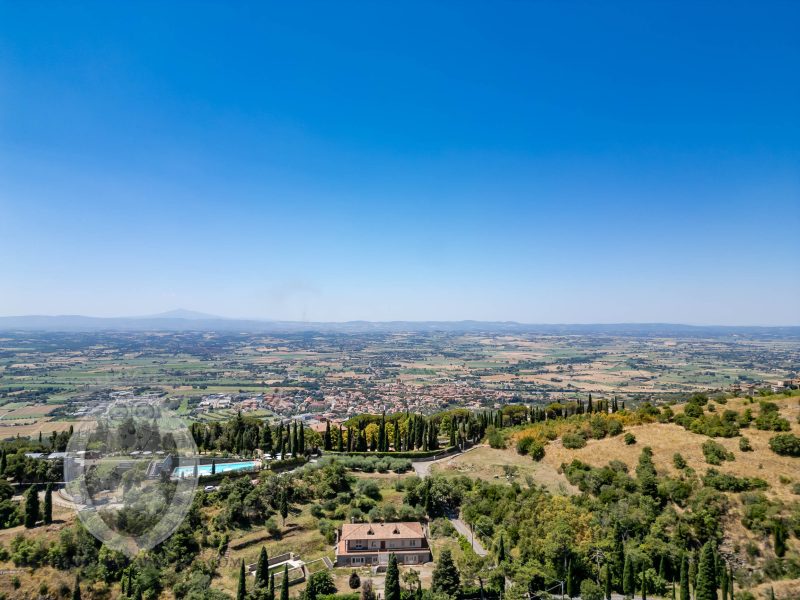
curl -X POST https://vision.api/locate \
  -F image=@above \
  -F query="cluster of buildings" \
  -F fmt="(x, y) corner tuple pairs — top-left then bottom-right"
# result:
(730, 377), (799, 395)
(190, 380), (508, 421)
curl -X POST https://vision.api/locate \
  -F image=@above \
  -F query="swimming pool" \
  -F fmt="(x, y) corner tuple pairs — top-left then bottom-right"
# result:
(172, 460), (258, 478)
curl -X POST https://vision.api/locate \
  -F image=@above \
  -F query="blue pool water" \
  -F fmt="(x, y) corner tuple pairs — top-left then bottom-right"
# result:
(172, 461), (258, 478)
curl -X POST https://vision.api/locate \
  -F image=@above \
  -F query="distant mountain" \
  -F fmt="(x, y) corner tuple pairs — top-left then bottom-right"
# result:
(145, 309), (223, 320)
(0, 313), (798, 339)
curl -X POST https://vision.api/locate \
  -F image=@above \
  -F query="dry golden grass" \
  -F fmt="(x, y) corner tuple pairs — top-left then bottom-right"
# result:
(430, 445), (576, 495)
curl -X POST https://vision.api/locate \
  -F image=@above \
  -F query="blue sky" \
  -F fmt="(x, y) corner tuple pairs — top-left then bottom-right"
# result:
(1, 1), (798, 324)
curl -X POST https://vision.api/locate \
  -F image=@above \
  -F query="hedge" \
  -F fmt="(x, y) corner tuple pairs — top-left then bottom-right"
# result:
(323, 446), (459, 460)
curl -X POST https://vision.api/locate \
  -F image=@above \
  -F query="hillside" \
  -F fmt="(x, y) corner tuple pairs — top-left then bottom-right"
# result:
(498, 391), (800, 597)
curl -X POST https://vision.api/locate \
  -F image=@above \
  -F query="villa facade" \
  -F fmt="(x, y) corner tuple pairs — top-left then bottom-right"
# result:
(335, 522), (431, 567)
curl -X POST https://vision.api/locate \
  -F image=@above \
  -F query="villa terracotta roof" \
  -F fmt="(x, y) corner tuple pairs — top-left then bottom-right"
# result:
(340, 522), (425, 541)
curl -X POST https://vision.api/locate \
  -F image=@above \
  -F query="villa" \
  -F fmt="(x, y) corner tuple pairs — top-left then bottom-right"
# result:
(335, 522), (431, 567)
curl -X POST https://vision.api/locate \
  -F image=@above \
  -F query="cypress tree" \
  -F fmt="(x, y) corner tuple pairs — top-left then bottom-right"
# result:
(497, 533), (506, 563)
(659, 555), (667, 581)
(774, 520), (787, 557)
(280, 564), (290, 600)
(324, 420), (332, 451)
(393, 420), (401, 451)
(24, 485), (39, 528)
(695, 542), (717, 600)
(378, 414), (386, 453)
(728, 566), (734, 600)
(338, 425), (344, 452)
(641, 569), (647, 600)
(0, 449), (5, 475)
(211, 458), (216, 475)
(280, 490), (289, 525)
(385, 553), (401, 600)
(43, 483), (53, 525)
(719, 565), (728, 600)
(623, 554), (634, 598)
(256, 546), (269, 589)
(566, 560), (574, 598)
(268, 573), (275, 600)
(72, 575), (81, 600)
(237, 559), (247, 600)
(679, 554), (690, 600)
(604, 565), (612, 600)
(299, 423), (305, 454)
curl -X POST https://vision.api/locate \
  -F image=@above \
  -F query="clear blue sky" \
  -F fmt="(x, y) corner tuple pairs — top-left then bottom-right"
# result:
(1, 1), (798, 324)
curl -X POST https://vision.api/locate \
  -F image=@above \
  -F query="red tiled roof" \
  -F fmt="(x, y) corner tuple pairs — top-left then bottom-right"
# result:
(341, 522), (425, 541)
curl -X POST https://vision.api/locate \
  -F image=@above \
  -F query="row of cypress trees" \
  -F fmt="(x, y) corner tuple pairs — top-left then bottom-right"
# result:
(614, 541), (735, 600)
(236, 546), (288, 600)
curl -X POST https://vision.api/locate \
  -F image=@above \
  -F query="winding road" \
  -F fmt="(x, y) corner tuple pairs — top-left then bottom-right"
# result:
(412, 446), (488, 556)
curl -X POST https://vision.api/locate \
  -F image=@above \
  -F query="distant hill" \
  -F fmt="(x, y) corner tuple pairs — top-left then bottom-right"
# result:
(0, 313), (798, 338)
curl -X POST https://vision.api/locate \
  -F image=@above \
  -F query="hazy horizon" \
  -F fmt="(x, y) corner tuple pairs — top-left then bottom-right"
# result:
(0, 308), (798, 329)
(2, 2), (798, 325)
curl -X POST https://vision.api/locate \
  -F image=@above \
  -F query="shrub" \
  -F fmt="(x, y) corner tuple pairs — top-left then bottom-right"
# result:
(516, 436), (535, 455)
(624, 433), (636, 445)
(529, 441), (545, 461)
(579, 579), (604, 600)
(486, 427), (506, 449)
(739, 437), (753, 452)
(607, 419), (623, 436)
(673, 453), (687, 469)
(562, 433), (587, 449)
(702, 468), (767, 492)
(755, 402), (791, 431)
(769, 433), (800, 457)
(702, 440), (734, 465)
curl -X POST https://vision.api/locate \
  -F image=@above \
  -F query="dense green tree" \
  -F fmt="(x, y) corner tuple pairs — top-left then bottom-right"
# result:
(432, 549), (461, 599)
(305, 571), (336, 600)
(605, 566), (612, 600)
(695, 542), (717, 600)
(385, 553), (401, 600)
(349, 571), (361, 590)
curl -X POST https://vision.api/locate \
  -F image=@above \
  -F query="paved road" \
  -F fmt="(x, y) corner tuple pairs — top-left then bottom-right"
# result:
(411, 446), (489, 557)
(412, 445), (481, 477)
(449, 516), (488, 556)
